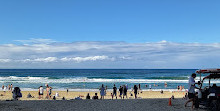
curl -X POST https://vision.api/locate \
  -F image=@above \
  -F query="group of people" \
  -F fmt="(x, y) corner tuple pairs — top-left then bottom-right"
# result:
(177, 85), (184, 91)
(99, 84), (128, 99)
(97, 84), (143, 100)
(85, 93), (98, 100)
(38, 84), (52, 99)
(2, 84), (13, 92)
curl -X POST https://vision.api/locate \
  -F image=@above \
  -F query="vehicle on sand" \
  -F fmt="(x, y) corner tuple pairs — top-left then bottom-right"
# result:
(195, 69), (220, 110)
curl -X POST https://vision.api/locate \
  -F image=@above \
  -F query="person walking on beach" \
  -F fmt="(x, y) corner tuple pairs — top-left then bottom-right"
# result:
(134, 85), (138, 99)
(185, 73), (198, 109)
(99, 84), (105, 99)
(112, 84), (117, 99)
(38, 86), (44, 99)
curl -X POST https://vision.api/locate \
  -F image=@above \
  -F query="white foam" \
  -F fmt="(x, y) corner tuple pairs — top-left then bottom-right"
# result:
(19, 88), (186, 92)
(0, 76), (219, 84)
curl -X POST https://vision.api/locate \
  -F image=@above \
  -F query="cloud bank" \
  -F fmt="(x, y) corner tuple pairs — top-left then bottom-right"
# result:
(0, 39), (220, 69)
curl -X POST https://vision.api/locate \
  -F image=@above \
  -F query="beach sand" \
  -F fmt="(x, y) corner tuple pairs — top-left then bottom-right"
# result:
(0, 90), (187, 100)
(0, 90), (207, 111)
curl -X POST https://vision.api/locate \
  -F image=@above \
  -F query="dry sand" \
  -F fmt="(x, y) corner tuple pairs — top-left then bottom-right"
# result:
(0, 90), (187, 100)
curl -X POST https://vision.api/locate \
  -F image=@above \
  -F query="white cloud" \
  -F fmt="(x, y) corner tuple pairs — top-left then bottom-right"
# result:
(60, 56), (111, 62)
(0, 59), (11, 63)
(14, 38), (56, 44)
(18, 57), (58, 63)
(0, 40), (220, 68)
(33, 57), (58, 62)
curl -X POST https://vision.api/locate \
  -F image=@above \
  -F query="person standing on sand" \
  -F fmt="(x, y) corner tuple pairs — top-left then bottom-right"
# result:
(8, 84), (10, 91)
(138, 84), (141, 94)
(134, 85), (138, 99)
(99, 84), (105, 99)
(38, 86), (44, 99)
(123, 85), (127, 99)
(3, 86), (6, 94)
(112, 84), (117, 99)
(49, 87), (52, 98)
(2, 85), (4, 90)
(119, 86), (123, 99)
(185, 73), (199, 109)
(10, 84), (13, 91)
(149, 84), (152, 90)
(46, 85), (50, 99)
(180, 85), (182, 91)
(105, 86), (107, 96)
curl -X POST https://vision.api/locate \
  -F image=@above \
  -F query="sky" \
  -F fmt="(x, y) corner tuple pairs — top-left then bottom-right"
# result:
(0, 0), (220, 69)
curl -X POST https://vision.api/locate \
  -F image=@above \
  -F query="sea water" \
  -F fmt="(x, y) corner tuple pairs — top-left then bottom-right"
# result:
(0, 69), (219, 91)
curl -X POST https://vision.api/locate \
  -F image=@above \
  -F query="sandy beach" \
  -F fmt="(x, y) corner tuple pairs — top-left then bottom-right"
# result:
(0, 90), (207, 111)
(0, 90), (187, 100)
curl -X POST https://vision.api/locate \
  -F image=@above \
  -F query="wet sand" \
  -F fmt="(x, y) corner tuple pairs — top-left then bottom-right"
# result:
(0, 99), (207, 111)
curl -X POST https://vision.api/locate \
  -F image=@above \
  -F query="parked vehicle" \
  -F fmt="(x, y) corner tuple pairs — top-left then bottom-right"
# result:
(195, 69), (220, 110)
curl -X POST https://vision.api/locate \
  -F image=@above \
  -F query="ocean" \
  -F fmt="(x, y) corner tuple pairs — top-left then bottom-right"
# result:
(0, 69), (219, 91)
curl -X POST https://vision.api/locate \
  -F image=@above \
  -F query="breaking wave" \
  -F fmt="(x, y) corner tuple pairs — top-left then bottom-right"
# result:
(0, 76), (219, 84)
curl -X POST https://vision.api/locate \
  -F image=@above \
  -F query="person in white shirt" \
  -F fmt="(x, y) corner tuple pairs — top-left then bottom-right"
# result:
(38, 86), (44, 99)
(185, 73), (198, 109)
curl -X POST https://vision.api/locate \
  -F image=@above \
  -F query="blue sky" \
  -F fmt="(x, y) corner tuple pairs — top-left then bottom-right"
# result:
(0, 0), (220, 43)
(0, 0), (220, 69)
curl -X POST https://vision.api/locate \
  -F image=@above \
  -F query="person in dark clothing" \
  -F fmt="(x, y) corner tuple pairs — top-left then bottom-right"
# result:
(123, 85), (127, 99)
(138, 84), (141, 94)
(134, 85), (138, 99)
(92, 93), (98, 100)
(113, 84), (117, 99)
(86, 93), (90, 99)
(119, 86), (123, 99)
